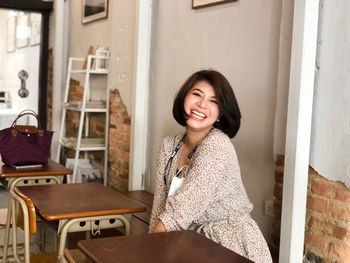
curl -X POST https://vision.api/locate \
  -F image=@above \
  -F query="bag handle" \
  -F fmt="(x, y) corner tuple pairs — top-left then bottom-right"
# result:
(16, 109), (39, 122)
(11, 110), (43, 136)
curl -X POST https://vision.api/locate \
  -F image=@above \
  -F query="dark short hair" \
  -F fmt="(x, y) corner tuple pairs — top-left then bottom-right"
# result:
(173, 70), (241, 138)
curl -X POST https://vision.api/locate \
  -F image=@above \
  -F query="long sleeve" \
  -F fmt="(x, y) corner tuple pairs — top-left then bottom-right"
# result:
(149, 138), (169, 232)
(158, 133), (233, 231)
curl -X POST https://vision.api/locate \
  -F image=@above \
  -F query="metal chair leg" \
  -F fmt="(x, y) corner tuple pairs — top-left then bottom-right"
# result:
(1, 198), (12, 263)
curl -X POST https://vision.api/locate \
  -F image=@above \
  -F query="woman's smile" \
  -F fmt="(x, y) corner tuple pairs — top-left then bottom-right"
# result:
(184, 81), (219, 132)
(189, 110), (207, 121)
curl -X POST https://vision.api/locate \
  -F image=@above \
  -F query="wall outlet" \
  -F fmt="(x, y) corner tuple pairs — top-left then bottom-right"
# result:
(264, 199), (275, 217)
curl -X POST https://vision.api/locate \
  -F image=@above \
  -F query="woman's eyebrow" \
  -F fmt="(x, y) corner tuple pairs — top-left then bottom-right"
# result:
(192, 88), (203, 94)
(192, 88), (217, 99)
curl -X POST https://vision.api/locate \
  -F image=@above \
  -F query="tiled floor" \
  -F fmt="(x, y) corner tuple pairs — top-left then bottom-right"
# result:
(0, 185), (9, 209)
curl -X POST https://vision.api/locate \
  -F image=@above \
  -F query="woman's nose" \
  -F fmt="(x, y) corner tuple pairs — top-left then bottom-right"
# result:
(197, 98), (207, 108)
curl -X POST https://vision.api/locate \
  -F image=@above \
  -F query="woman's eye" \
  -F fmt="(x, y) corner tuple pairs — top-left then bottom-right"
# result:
(192, 92), (200, 97)
(211, 100), (218, 104)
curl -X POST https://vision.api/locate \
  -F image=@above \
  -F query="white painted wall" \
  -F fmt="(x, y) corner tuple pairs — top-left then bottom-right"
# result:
(66, 0), (136, 111)
(147, 0), (283, 241)
(273, 0), (294, 155)
(310, 1), (350, 188)
(67, 0), (112, 102)
(108, 0), (137, 113)
(0, 10), (40, 126)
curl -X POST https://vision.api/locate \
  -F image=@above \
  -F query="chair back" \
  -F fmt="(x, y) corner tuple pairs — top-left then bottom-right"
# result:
(14, 187), (36, 235)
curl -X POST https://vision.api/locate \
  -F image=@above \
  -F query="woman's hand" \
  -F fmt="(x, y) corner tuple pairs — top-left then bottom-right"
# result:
(152, 220), (166, 233)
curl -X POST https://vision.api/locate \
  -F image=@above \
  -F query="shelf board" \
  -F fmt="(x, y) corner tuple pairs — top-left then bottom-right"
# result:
(69, 69), (108, 74)
(60, 141), (107, 151)
(60, 137), (106, 151)
(64, 105), (107, 112)
(63, 102), (107, 112)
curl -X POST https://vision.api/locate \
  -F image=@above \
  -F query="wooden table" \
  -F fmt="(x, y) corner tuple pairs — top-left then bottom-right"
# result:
(77, 230), (253, 263)
(1, 159), (72, 263)
(14, 182), (146, 262)
(0, 159), (71, 188)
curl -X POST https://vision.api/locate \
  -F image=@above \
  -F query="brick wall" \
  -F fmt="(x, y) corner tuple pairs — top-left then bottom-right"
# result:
(108, 89), (131, 191)
(58, 80), (130, 191)
(272, 155), (350, 263)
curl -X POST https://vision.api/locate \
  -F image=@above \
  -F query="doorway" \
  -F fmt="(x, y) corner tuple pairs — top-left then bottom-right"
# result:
(0, 0), (52, 129)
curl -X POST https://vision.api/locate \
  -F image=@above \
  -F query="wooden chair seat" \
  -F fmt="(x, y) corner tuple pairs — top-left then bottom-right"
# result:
(64, 249), (93, 263)
(30, 252), (58, 263)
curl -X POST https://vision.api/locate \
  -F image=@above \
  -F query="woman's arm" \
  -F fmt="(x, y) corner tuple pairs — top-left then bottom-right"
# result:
(158, 133), (233, 231)
(152, 220), (166, 233)
(149, 138), (169, 232)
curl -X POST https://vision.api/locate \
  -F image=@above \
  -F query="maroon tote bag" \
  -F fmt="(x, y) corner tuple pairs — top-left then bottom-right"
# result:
(0, 110), (53, 166)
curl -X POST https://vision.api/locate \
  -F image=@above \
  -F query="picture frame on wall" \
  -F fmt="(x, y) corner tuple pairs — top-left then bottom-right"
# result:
(16, 13), (29, 49)
(82, 0), (109, 24)
(30, 13), (42, 46)
(6, 17), (16, 53)
(192, 0), (237, 9)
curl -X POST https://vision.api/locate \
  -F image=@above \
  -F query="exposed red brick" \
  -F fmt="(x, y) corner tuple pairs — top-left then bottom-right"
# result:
(304, 233), (328, 250)
(275, 155), (284, 167)
(335, 187), (350, 204)
(330, 203), (350, 222)
(275, 170), (284, 184)
(307, 196), (327, 213)
(333, 225), (350, 242)
(272, 157), (350, 262)
(306, 196), (327, 212)
(274, 183), (283, 199)
(273, 200), (282, 218)
(116, 142), (130, 152)
(330, 243), (350, 262)
(311, 180), (336, 198)
(309, 216), (323, 230)
(117, 123), (131, 133)
(119, 151), (130, 162)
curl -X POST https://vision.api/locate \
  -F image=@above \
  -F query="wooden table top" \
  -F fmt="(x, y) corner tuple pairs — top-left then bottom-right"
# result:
(77, 230), (253, 263)
(0, 159), (72, 178)
(15, 182), (146, 221)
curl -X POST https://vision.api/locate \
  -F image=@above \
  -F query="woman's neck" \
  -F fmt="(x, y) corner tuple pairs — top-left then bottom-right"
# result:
(184, 127), (212, 150)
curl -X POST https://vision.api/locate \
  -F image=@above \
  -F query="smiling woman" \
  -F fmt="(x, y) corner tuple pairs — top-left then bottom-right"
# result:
(150, 70), (273, 263)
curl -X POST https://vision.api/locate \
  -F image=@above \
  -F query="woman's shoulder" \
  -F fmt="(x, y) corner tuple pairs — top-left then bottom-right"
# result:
(160, 132), (185, 151)
(204, 128), (232, 147)
(196, 129), (235, 156)
(162, 132), (185, 144)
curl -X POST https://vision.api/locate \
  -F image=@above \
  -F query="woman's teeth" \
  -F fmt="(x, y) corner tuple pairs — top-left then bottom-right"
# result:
(191, 110), (206, 119)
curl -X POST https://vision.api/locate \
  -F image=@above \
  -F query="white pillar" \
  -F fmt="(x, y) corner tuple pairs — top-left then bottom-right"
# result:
(129, 0), (153, 190)
(52, 0), (69, 161)
(279, 0), (319, 262)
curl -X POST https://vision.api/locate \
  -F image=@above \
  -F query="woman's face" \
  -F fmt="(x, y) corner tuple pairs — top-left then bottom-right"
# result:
(184, 81), (220, 133)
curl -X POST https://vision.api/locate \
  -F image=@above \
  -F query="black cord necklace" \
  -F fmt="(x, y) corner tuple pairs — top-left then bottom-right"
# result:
(163, 128), (213, 185)
(163, 134), (185, 185)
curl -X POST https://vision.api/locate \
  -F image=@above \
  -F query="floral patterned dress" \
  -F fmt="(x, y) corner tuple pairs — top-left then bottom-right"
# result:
(149, 129), (272, 263)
